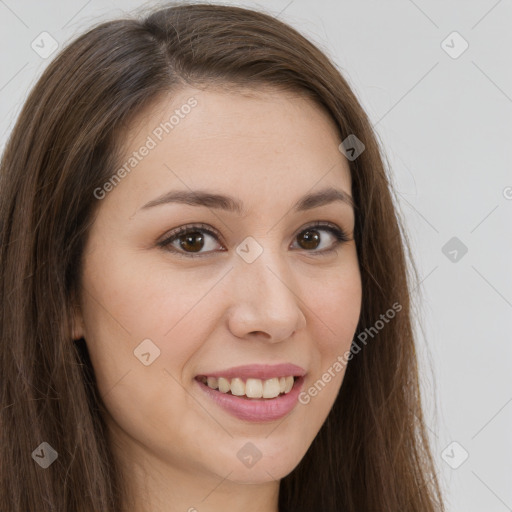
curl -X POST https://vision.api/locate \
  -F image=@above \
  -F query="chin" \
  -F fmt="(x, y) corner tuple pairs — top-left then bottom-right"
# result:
(207, 441), (304, 484)
(221, 462), (295, 485)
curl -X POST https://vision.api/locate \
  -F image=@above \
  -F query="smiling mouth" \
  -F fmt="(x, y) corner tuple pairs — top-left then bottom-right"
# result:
(196, 375), (297, 400)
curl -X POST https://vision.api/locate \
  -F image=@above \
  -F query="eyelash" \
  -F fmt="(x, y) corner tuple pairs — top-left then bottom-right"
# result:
(157, 221), (351, 259)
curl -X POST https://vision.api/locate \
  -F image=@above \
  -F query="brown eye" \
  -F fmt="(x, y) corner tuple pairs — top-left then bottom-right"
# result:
(158, 224), (223, 258)
(177, 231), (205, 253)
(297, 229), (321, 250)
(291, 222), (350, 255)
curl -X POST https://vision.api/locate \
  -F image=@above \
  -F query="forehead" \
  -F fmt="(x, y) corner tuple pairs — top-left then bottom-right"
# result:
(110, 85), (352, 213)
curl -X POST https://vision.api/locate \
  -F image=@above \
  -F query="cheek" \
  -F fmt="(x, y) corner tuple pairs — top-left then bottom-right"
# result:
(297, 262), (361, 412)
(82, 241), (218, 341)
(307, 262), (362, 353)
(79, 245), (226, 398)
(78, 250), (214, 455)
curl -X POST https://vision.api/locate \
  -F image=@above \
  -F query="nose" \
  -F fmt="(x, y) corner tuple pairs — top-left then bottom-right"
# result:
(226, 248), (307, 343)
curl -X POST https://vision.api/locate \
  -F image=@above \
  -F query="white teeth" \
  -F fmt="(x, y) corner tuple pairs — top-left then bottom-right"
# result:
(262, 377), (280, 398)
(201, 375), (297, 398)
(245, 378), (263, 398)
(218, 377), (230, 393)
(206, 377), (218, 389)
(230, 377), (245, 396)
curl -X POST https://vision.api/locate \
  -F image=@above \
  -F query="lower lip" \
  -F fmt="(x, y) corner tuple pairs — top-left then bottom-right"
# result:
(195, 376), (305, 422)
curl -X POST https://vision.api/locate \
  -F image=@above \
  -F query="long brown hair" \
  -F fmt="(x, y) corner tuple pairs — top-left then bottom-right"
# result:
(0, 3), (444, 510)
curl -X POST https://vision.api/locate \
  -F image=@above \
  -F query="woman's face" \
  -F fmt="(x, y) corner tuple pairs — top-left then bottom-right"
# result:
(74, 85), (362, 496)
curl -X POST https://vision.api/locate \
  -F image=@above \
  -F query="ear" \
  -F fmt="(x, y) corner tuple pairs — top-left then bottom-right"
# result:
(70, 301), (85, 341)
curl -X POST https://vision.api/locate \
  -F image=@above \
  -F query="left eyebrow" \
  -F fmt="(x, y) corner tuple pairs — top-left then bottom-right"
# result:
(139, 186), (355, 216)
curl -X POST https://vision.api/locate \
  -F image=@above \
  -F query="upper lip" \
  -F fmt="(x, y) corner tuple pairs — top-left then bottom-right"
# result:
(195, 363), (306, 381)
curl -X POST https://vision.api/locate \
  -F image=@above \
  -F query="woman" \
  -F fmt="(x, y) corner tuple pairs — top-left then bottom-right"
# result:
(0, 3), (445, 511)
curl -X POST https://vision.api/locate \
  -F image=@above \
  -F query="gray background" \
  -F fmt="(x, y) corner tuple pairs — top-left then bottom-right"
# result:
(1, 0), (511, 510)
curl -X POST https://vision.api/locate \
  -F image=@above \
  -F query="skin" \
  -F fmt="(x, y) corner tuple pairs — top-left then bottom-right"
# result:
(72, 85), (362, 512)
